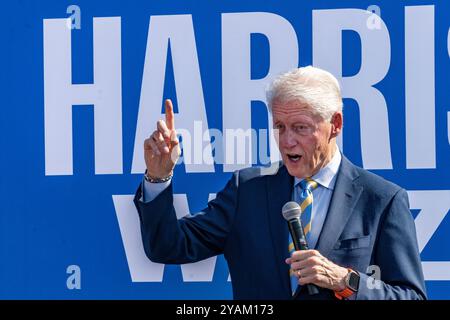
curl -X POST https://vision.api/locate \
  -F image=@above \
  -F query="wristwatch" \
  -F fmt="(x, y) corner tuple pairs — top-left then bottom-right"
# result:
(334, 268), (360, 300)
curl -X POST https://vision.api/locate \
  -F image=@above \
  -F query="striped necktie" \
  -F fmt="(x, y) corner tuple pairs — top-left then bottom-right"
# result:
(288, 178), (319, 295)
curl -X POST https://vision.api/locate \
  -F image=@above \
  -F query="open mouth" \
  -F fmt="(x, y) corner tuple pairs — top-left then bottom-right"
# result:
(287, 154), (302, 162)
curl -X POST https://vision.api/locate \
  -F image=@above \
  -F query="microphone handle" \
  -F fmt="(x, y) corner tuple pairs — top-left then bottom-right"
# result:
(288, 218), (320, 295)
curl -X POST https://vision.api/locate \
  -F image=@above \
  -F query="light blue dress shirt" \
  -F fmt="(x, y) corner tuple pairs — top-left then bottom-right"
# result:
(141, 178), (171, 203)
(292, 149), (342, 250)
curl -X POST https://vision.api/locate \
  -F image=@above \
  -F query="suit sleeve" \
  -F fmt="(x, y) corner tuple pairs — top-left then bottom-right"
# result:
(355, 188), (427, 300)
(133, 172), (239, 264)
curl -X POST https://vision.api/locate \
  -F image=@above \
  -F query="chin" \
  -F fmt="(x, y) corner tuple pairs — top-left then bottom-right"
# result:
(284, 164), (307, 179)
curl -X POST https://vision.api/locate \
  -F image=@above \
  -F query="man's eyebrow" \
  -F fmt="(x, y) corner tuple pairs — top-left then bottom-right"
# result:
(292, 119), (314, 124)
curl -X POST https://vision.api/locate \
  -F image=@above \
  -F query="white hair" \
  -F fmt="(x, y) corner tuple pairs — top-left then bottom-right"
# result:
(266, 66), (343, 121)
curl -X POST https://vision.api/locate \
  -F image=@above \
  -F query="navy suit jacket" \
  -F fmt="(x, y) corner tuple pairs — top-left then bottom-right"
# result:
(134, 156), (427, 300)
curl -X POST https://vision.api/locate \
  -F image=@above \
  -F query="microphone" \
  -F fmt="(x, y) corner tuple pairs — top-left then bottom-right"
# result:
(282, 201), (319, 296)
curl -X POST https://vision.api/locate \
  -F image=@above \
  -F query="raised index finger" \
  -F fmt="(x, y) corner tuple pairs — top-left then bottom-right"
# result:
(165, 99), (175, 130)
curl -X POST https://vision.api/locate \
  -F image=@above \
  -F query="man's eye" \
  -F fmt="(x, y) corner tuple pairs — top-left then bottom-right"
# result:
(275, 124), (284, 130)
(293, 125), (313, 135)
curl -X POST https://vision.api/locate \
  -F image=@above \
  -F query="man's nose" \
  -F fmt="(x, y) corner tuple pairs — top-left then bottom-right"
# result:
(281, 129), (297, 148)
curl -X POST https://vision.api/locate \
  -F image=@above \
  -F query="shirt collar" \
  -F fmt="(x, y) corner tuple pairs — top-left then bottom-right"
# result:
(294, 147), (342, 191)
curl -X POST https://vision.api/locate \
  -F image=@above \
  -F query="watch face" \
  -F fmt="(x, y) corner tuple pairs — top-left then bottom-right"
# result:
(348, 272), (360, 291)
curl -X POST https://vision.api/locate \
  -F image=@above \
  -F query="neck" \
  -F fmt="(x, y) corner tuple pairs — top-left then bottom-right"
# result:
(310, 143), (337, 177)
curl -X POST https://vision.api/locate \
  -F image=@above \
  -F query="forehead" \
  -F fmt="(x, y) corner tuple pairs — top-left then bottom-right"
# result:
(271, 100), (320, 122)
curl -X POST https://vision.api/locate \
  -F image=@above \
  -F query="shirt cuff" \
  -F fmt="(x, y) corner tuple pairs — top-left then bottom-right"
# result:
(140, 177), (171, 203)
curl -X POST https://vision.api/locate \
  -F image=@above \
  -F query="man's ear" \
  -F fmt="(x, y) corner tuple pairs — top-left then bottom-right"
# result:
(330, 112), (343, 139)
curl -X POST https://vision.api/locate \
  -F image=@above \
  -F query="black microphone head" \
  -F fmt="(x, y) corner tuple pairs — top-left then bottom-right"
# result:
(282, 201), (302, 221)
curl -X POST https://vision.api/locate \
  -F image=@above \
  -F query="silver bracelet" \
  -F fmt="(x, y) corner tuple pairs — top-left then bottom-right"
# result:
(144, 171), (173, 183)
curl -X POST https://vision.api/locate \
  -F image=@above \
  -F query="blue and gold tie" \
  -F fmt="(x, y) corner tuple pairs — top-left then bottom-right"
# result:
(288, 178), (319, 295)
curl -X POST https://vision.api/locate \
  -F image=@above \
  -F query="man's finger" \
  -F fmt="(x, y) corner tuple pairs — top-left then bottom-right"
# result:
(170, 130), (179, 146)
(147, 138), (161, 156)
(153, 131), (169, 154)
(298, 274), (325, 287)
(293, 265), (321, 279)
(157, 120), (171, 139)
(290, 250), (318, 262)
(298, 275), (315, 286)
(165, 99), (175, 130)
(290, 257), (317, 271)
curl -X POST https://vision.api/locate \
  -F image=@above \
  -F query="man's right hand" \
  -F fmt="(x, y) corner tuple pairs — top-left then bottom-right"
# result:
(144, 99), (181, 179)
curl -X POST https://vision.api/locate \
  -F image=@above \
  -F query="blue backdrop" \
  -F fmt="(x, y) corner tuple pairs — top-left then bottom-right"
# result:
(1, 0), (449, 299)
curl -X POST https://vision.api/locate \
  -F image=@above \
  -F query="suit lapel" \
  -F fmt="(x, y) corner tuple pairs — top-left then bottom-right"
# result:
(266, 163), (293, 296)
(315, 156), (363, 258)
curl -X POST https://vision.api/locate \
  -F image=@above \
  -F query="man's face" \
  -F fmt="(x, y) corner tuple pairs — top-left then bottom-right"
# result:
(272, 99), (342, 179)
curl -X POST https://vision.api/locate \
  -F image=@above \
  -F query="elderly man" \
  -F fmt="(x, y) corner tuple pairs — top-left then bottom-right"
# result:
(134, 66), (427, 300)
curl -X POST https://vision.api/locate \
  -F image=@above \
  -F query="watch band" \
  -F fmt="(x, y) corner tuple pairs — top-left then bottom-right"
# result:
(334, 268), (358, 300)
(144, 170), (173, 183)
(334, 287), (354, 300)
